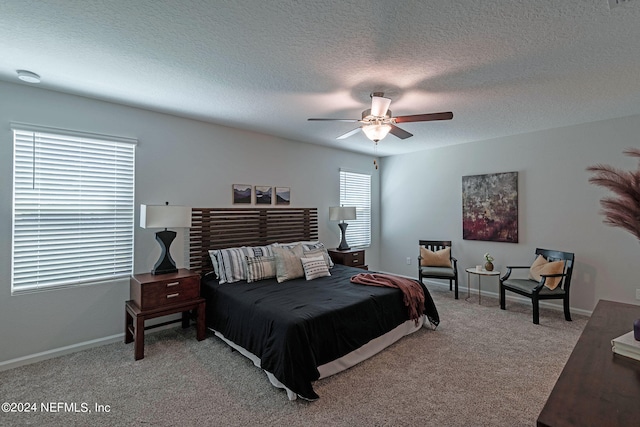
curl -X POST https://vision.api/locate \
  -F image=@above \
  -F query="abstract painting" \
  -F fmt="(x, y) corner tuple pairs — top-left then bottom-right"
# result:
(462, 172), (518, 242)
(232, 184), (252, 204)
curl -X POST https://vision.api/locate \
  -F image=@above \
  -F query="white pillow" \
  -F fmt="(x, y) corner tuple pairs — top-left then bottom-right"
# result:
(208, 249), (221, 278)
(301, 255), (331, 280)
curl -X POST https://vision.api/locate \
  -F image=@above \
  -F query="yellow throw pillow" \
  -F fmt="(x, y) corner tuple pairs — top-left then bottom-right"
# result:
(528, 254), (564, 290)
(420, 246), (452, 268)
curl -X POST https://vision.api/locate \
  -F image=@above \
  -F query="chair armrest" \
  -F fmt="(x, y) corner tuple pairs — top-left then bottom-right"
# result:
(451, 257), (458, 269)
(533, 272), (567, 292)
(501, 265), (529, 281)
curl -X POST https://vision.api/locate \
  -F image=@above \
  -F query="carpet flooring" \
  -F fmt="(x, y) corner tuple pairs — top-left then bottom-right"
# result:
(0, 285), (587, 427)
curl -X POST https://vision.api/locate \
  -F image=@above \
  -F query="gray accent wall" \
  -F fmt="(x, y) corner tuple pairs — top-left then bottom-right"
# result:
(379, 114), (640, 313)
(0, 81), (380, 366)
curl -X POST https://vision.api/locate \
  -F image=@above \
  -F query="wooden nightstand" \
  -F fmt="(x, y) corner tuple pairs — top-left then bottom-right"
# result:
(125, 268), (205, 360)
(328, 248), (368, 270)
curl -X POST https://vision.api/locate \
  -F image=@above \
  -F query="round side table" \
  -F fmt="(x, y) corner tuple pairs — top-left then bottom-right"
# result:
(465, 267), (501, 304)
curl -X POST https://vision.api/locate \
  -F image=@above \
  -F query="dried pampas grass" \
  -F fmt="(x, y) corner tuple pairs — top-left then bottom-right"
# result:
(587, 148), (640, 240)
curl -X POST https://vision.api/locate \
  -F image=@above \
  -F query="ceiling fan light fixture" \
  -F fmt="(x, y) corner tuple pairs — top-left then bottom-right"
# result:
(362, 123), (392, 142)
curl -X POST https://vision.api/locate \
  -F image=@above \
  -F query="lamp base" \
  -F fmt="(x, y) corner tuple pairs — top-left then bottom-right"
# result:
(152, 229), (178, 275)
(337, 222), (350, 251)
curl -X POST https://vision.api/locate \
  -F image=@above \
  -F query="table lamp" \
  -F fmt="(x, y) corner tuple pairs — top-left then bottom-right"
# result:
(140, 203), (192, 274)
(329, 206), (357, 250)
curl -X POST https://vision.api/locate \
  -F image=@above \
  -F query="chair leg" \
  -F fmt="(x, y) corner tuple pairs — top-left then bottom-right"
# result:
(453, 278), (458, 300)
(563, 296), (572, 321)
(532, 297), (540, 325)
(449, 279), (452, 291)
(499, 285), (506, 310)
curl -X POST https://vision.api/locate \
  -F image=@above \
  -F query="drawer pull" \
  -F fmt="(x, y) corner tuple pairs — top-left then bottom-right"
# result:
(166, 281), (180, 287)
(166, 293), (179, 298)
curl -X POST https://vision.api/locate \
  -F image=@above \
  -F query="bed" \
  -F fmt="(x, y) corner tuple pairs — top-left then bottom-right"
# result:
(189, 207), (439, 400)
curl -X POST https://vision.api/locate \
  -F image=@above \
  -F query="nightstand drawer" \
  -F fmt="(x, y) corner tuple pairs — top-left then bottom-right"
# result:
(141, 277), (199, 309)
(130, 270), (200, 310)
(328, 249), (366, 268)
(344, 250), (364, 266)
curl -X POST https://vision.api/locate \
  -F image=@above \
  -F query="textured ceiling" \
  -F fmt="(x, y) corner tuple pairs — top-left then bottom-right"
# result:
(1, 1), (640, 156)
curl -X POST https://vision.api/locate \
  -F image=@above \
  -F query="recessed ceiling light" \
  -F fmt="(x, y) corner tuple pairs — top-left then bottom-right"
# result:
(17, 70), (41, 84)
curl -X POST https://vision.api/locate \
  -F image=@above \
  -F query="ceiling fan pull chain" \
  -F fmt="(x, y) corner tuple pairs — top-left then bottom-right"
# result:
(373, 142), (379, 170)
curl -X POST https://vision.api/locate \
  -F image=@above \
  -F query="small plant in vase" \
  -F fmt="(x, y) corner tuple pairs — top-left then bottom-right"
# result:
(484, 253), (494, 271)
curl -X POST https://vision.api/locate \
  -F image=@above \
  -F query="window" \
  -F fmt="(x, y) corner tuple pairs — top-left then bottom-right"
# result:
(339, 169), (371, 247)
(11, 125), (136, 293)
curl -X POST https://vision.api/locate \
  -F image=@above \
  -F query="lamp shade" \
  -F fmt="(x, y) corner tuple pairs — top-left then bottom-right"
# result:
(140, 204), (192, 229)
(329, 206), (356, 221)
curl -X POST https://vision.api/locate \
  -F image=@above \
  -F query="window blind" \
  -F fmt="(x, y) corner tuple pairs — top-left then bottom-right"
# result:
(11, 126), (136, 293)
(339, 169), (371, 248)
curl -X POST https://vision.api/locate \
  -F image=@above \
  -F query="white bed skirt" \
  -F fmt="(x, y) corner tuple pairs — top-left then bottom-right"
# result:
(212, 314), (427, 400)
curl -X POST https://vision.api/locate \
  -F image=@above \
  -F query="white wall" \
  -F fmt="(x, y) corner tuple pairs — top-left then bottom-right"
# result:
(379, 114), (640, 313)
(0, 81), (380, 365)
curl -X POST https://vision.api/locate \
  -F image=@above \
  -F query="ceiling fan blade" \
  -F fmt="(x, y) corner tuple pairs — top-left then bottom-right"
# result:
(389, 124), (413, 140)
(336, 127), (362, 140)
(308, 118), (360, 122)
(371, 95), (391, 117)
(394, 111), (453, 123)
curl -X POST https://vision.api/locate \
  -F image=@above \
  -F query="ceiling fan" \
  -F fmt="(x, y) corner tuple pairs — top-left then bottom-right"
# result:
(308, 92), (453, 143)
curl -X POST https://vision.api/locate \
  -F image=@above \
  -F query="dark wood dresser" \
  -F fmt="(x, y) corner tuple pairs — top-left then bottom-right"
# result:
(537, 300), (640, 427)
(328, 248), (367, 270)
(125, 268), (205, 360)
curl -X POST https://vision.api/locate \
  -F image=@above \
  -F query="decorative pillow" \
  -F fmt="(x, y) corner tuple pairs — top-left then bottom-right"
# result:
(277, 241), (320, 248)
(273, 244), (305, 283)
(303, 247), (334, 269)
(419, 246), (452, 268)
(215, 245), (275, 284)
(528, 255), (565, 290)
(245, 255), (276, 283)
(301, 255), (331, 280)
(208, 249), (221, 278)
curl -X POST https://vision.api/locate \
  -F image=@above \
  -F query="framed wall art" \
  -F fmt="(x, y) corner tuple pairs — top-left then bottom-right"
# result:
(232, 184), (252, 204)
(255, 186), (273, 205)
(462, 172), (518, 243)
(276, 187), (290, 205)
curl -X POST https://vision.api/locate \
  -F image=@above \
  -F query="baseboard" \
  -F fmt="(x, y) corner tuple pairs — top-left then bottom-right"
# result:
(0, 322), (180, 372)
(378, 271), (593, 318)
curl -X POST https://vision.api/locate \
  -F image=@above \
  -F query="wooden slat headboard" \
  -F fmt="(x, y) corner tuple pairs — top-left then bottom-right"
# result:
(189, 207), (318, 274)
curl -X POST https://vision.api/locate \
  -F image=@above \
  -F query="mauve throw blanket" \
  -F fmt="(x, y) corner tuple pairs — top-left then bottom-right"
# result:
(350, 273), (440, 327)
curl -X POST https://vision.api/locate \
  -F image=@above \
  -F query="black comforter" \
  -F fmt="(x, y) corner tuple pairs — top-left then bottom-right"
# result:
(201, 264), (439, 400)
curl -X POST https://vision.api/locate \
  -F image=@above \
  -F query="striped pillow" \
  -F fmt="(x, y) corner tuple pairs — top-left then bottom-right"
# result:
(301, 255), (331, 280)
(213, 245), (275, 284)
(245, 256), (276, 283)
(302, 242), (333, 268)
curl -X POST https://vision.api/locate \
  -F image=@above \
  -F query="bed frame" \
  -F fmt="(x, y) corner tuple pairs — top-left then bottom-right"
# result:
(188, 207), (318, 275)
